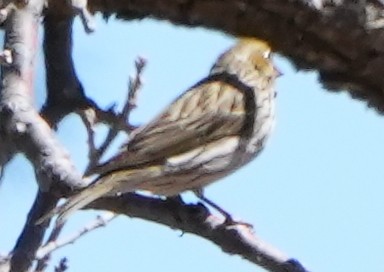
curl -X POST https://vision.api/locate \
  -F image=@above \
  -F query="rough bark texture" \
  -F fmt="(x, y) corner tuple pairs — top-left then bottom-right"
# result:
(89, 194), (308, 272)
(0, 0), (85, 195)
(85, 0), (384, 112)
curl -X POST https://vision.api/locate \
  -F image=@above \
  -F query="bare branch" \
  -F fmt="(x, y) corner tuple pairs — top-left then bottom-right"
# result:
(81, 57), (146, 173)
(10, 191), (59, 272)
(0, 136), (14, 183)
(89, 194), (309, 272)
(40, 13), (88, 127)
(0, 3), (85, 194)
(36, 212), (117, 261)
(33, 221), (65, 272)
(30, 56), (145, 269)
(122, 56), (146, 118)
(34, 55), (146, 269)
(79, 108), (98, 163)
(79, 102), (137, 173)
(0, 3), (85, 272)
(87, 0), (384, 113)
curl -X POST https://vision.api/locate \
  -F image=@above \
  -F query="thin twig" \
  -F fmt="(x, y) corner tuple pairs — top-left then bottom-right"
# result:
(35, 212), (117, 261)
(79, 107), (98, 165)
(33, 57), (146, 270)
(122, 57), (146, 119)
(54, 258), (68, 272)
(89, 194), (310, 272)
(79, 102), (137, 173)
(81, 57), (146, 173)
(35, 57), (146, 270)
(34, 222), (65, 272)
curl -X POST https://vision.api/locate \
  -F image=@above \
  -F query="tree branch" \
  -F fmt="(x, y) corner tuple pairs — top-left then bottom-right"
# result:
(35, 212), (116, 265)
(0, 0), (85, 194)
(88, 194), (309, 272)
(84, 0), (384, 113)
(40, 12), (87, 126)
(10, 191), (59, 272)
(81, 57), (145, 173)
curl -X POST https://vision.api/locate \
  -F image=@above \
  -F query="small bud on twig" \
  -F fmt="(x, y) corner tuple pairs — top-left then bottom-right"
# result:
(0, 49), (12, 65)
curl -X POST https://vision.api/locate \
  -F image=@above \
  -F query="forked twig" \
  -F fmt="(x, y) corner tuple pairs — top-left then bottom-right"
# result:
(81, 56), (146, 173)
(35, 58), (147, 270)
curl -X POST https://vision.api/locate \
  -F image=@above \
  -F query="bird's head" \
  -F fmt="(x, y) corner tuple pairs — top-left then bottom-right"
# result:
(210, 38), (281, 81)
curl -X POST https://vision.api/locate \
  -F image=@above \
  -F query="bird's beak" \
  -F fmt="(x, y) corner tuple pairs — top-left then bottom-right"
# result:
(274, 65), (283, 77)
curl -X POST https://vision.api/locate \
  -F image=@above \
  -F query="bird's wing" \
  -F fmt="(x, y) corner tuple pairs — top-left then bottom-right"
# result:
(91, 78), (248, 175)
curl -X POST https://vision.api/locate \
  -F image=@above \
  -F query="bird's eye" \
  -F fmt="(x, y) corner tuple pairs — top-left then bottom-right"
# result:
(263, 50), (271, 59)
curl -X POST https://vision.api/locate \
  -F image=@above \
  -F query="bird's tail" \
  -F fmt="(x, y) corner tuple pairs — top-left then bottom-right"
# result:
(36, 166), (163, 226)
(36, 180), (112, 226)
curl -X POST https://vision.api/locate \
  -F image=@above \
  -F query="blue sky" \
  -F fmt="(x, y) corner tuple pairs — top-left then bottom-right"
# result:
(1, 16), (384, 272)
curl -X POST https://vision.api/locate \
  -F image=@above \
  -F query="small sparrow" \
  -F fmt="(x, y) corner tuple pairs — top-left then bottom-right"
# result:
(38, 38), (280, 225)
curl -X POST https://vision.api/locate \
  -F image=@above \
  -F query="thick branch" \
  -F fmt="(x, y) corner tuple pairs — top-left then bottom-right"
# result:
(0, 135), (14, 178)
(40, 12), (88, 126)
(85, 0), (384, 112)
(0, 1), (84, 193)
(10, 191), (58, 272)
(89, 195), (309, 272)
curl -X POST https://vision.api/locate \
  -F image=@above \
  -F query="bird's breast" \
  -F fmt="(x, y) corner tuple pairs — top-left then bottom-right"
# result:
(241, 85), (276, 161)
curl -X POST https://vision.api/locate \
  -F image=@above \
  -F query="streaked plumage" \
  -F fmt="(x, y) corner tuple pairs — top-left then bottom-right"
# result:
(38, 38), (279, 225)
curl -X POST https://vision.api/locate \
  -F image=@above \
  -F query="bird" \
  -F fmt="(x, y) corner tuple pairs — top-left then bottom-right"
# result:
(37, 38), (280, 225)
